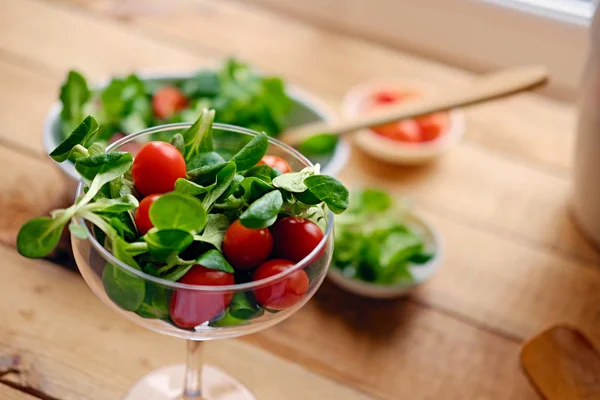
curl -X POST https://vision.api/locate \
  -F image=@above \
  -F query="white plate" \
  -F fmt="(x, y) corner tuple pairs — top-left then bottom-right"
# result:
(340, 78), (465, 165)
(327, 211), (443, 299)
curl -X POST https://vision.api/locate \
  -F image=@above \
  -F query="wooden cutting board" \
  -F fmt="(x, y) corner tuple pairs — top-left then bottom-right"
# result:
(520, 325), (600, 400)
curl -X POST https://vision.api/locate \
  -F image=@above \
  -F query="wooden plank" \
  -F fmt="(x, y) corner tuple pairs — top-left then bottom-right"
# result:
(0, 0), (206, 79)
(0, 384), (38, 400)
(0, 244), (536, 400)
(0, 145), (71, 247)
(0, 245), (373, 400)
(0, 58), (60, 154)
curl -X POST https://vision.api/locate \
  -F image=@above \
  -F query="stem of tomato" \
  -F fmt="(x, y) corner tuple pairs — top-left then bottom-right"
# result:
(182, 340), (205, 399)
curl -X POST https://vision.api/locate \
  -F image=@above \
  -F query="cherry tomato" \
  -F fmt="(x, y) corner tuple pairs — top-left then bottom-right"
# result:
(152, 86), (189, 119)
(373, 90), (401, 104)
(108, 133), (142, 156)
(253, 259), (309, 310)
(222, 220), (273, 270)
(258, 155), (292, 174)
(131, 141), (187, 197)
(372, 119), (421, 142)
(169, 265), (235, 329)
(415, 112), (449, 142)
(134, 194), (161, 235)
(271, 217), (324, 262)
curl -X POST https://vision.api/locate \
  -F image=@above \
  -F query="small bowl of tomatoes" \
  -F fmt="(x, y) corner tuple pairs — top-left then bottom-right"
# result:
(341, 79), (465, 164)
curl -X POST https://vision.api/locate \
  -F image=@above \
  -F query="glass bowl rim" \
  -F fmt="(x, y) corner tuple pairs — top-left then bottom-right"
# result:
(74, 122), (334, 292)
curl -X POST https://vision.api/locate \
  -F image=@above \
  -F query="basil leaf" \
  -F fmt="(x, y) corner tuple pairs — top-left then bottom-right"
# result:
(244, 165), (276, 182)
(103, 239), (145, 311)
(240, 177), (274, 202)
(170, 133), (185, 156)
(187, 151), (226, 171)
(202, 162), (236, 210)
(110, 214), (137, 241)
(195, 214), (230, 251)
(194, 249), (234, 273)
(51, 116), (99, 162)
(297, 133), (338, 156)
(174, 178), (216, 196)
(228, 292), (264, 320)
(303, 175), (349, 214)
(135, 282), (171, 319)
(59, 70), (91, 138)
(272, 165), (319, 193)
(75, 152), (133, 183)
(89, 194), (139, 214)
(209, 309), (245, 327)
(17, 217), (66, 258)
(230, 132), (269, 171)
(294, 189), (322, 205)
(102, 263), (146, 311)
(149, 192), (207, 233)
(239, 190), (283, 229)
(144, 229), (194, 262)
(182, 109), (216, 162)
(161, 265), (192, 281)
(187, 162), (227, 185)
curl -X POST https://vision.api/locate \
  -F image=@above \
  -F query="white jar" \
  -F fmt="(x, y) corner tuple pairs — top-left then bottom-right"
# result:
(573, 3), (600, 245)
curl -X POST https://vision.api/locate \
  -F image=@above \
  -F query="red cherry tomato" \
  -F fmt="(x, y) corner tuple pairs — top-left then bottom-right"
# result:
(152, 86), (189, 119)
(271, 217), (324, 262)
(372, 119), (422, 142)
(135, 194), (161, 235)
(108, 133), (143, 156)
(373, 90), (401, 104)
(258, 155), (292, 174)
(169, 265), (234, 329)
(222, 220), (273, 270)
(415, 112), (449, 142)
(253, 259), (309, 310)
(131, 141), (187, 197)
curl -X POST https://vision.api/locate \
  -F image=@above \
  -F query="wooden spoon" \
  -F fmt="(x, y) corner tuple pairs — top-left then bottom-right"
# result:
(280, 65), (548, 145)
(520, 324), (600, 399)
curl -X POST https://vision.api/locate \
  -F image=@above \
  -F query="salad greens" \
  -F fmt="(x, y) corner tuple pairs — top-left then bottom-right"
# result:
(19, 109), (349, 329)
(333, 188), (434, 285)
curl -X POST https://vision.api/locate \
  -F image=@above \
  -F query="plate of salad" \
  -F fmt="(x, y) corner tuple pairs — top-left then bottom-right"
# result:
(328, 188), (442, 298)
(43, 58), (349, 181)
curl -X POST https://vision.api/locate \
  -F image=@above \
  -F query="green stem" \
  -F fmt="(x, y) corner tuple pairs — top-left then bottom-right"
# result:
(213, 198), (248, 210)
(125, 242), (148, 256)
(70, 144), (90, 161)
(79, 211), (118, 241)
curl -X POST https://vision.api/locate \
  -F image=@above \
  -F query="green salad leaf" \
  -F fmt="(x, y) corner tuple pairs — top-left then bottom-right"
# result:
(59, 70), (91, 137)
(239, 190), (283, 229)
(333, 188), (433, 285)
(149, 192), (207, 233)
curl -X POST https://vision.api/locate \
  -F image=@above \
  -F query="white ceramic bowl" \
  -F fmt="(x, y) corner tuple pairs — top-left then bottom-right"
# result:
(327, 211), (442, 298)
(43, 72), (350, 181)
(340, 78), (465, 165)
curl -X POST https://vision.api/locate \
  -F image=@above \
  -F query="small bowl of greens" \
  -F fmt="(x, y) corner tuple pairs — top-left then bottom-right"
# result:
(328, 188), (442, 298)
(43, 58), (349, 181)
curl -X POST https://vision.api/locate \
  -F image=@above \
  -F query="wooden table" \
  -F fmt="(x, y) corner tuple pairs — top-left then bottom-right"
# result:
(0, 0), (596, 398)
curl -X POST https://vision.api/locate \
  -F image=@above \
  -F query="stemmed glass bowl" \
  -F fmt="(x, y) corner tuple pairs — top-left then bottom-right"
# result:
(71, 123), (334, 400)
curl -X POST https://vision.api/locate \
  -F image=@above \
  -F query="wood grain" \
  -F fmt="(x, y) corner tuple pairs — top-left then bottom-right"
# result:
(0, 384), (38, 400)
(0, 245), (374, 400)
(0, 146), (71, 247)
(520, 325), (600, 400)
(0, 244), (536, 400)
(1, 0), (594, 266)
(0, 58), (60, 154)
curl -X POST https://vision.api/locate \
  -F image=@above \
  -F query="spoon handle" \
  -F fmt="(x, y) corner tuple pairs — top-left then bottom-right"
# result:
(280, 65), (548, 145)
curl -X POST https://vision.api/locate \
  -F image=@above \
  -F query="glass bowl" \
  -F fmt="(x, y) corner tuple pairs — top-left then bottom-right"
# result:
(71, 123), (334, 400)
